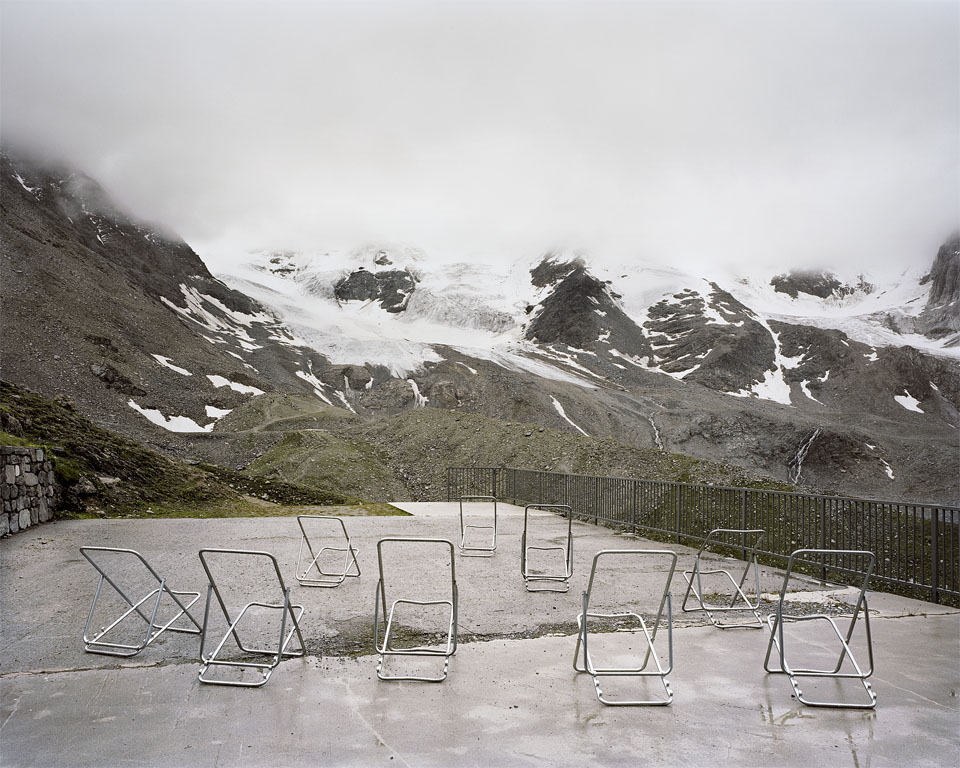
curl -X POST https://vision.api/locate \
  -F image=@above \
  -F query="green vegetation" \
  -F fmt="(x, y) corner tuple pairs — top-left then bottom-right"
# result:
(64, 500), (404, 520)
(52, 456), (81, 485)
(0, 381), (401, 519)
(215, 395), (799, 504)
(0, 430), (35, 447)
(244, 431), (406, 499)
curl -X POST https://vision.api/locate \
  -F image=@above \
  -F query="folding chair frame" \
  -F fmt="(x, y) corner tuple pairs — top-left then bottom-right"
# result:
(374, 537), (458, 682)
(681, 528), (765, 629)
(521, 504), (573, 592)
(574, 549), (678, 706)
(198, 549), (305, 688)
(763, 548), (876, 708)
(295, 515), (361, 587)
(458, 495), (497, 557)
(80, 546), (202, 657)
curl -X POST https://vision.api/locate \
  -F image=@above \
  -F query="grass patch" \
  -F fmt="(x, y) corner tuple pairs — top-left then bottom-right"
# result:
(59, 500), (407, 519)
(0, 430), (37, 447)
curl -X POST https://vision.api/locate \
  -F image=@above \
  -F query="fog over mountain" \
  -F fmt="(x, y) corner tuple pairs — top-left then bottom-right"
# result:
(2, 0), (957, 278)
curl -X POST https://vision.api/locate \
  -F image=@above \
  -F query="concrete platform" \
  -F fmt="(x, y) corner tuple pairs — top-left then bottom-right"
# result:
(2, 506), (958, 767)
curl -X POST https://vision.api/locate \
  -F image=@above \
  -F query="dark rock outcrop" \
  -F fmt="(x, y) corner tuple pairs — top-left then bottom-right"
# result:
(771, 270), (874, 300)
(334, 267), (417, 312)
(917, 234), (960, 341)
(526, 266), (650, 358)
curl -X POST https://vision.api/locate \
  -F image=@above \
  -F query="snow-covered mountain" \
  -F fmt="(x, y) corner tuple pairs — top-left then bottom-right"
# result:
(209, 239), (960, 402)
(2, 147), (957, 504)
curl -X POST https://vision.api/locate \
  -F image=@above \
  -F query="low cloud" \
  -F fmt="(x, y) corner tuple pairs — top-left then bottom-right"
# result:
(2, 1), (957, 278)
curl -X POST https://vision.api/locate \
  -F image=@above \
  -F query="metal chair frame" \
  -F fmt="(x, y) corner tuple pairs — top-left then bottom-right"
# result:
(80, 547), (202, 657)
(520, 504), (573, 592)
(681, 528), (765, 629)
(295, 515), (361, 587)
(198, 549), (305, 688)
(458, 495), (497, 557)
(574, 549), (678, 706)
(374, 537), (458, 682)
(763, 548), (876, 708)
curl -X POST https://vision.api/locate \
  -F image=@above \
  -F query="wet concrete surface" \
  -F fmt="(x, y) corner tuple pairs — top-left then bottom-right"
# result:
(1, 505), (958, 767)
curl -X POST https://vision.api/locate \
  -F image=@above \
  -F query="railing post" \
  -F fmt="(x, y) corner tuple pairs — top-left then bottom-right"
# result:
(819, 497), (827, 582)
(492, 468), (498, 500)
(740, 490), (747, 561)
(633, 480), (639, 535)
(596, 476), (601, 523)
(931, 508), (940, 604)
(675, 484), (681, 545)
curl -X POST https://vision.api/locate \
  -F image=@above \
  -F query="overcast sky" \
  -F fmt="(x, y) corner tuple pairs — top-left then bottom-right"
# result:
(2, 0), (958, 277)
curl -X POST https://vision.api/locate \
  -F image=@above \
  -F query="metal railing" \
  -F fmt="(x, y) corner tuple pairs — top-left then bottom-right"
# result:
(446, 467), (960, 605)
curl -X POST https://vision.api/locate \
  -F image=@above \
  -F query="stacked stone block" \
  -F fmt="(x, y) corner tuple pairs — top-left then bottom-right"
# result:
(1, 446), (57, 535)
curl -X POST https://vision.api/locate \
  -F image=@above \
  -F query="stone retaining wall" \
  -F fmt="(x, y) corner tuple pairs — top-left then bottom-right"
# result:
(2, 446), (57, 535)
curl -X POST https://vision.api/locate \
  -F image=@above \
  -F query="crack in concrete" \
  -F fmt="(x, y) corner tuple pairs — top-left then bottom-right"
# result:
(339, 678), (412, 768)
(0, 691), (22, 736)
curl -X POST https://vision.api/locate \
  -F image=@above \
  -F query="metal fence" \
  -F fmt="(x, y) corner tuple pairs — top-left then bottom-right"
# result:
(447, 466), (960, 605)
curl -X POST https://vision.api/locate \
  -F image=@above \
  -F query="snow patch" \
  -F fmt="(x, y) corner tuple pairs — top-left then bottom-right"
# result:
(296, 370), (334, 405)
(894, 391), (924, 413)
(151, 354), (192, 376)
(205, 405), (232, 419)
(799, 380), (823, 405)
(456, 362), (478, 375)
(128, 400), (213, 433)
(206, 374), (264, 396)
(13, 172), (40, 196)
(551, 396), (588, 436)
(726, 318), (793, 405)
(334, 390), (357, 414)
(408, 379), (428, 407)
(879, 458), (895, 480)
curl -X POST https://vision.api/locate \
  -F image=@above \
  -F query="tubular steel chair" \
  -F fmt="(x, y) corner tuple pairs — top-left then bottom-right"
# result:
(458, 495), (497, 557)
(520, 504), (573, 592)
(80, 547), (202, 657)
(574, 549), (678, 706)
(374, 537), (458, 682)
(681, 528), (765, 629)
(197, 549), (305, 687)
(295, 515), (361, 587)
(764, 549), (877, 708)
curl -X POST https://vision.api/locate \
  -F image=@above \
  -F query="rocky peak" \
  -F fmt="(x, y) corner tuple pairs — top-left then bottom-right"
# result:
(2, 150), (258, 315)
(524, 266), (648, 357)
(529, 252), (587, 288)
(922, 234), (960, 308)
(915, 234), (960, 341)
